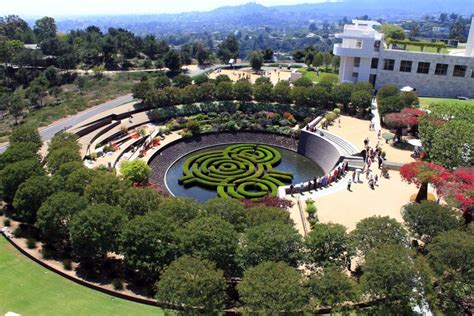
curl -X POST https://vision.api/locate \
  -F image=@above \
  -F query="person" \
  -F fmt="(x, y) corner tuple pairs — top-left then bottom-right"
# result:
(368, 176), (375, 190)
(347, 178), (352, 191)
(338, 118), (341, 127)
(377, 129), (381, 139)
(378, 156), (384, 169)
(374, 174), (379, 186)
(289, 184), (294, 195)
(352, 170), (357, 182)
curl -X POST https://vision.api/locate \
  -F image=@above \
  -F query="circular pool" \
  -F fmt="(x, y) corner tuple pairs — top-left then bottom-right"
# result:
(165, 144), (324, 202)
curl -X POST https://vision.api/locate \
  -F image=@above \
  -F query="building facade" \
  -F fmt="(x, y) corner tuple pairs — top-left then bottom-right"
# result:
(334, 19), (474, 98)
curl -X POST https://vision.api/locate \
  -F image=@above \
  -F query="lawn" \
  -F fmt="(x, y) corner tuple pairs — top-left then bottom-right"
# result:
(405, 45), (448, 54)
(297, 68), (339, 84)
(0, 237), (166, 315)
(419, 97), (474, 109)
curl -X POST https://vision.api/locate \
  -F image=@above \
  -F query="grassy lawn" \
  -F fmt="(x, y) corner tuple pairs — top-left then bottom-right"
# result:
(405, 45), (448, 54)
(419, 97), (474, 109)
(0, 237), (165, 315)
(297, 68), (339, 83)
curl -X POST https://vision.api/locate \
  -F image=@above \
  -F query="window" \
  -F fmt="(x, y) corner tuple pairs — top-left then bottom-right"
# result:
(399, 60), (413, 73)
(352, 72), (359, 79)
(435, 63), (448, 76)
(453, 65), (467, 77)
(356, 40), (362, 48)
(354, 57), (360, 68)
(371, 58), (379, 69)
(383, 59), (395, 71)
(417, 62), (430, 74)
(472, 70), (474, 78)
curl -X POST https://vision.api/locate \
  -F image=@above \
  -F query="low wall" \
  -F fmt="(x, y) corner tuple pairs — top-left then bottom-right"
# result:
(297, 129), (343, 174)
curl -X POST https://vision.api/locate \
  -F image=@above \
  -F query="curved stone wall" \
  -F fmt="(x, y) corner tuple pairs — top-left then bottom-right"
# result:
(297, 129), (343, 174)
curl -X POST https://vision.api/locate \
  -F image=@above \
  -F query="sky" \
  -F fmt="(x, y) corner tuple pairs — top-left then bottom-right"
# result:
(0, 0), (332, 17)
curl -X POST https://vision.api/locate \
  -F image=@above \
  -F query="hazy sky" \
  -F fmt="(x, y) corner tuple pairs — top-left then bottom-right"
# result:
(0, 0), (332, 17)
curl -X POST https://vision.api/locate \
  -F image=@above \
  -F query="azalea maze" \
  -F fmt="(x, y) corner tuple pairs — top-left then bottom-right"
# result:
(178, 144), (293, 199)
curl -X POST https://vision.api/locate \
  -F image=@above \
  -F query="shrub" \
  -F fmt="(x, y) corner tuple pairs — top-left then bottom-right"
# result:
(306, 199), (317, 220)
(324, 111), (337, 122)
(3, 218), (11, 227)
(63, 259), (73, 270)
(119, 159), (151, 184)
(333, 108), (341, 115)
(26, 238), (37, 249)
(112, 278), (124, 290)
(13, 227), (24, 238)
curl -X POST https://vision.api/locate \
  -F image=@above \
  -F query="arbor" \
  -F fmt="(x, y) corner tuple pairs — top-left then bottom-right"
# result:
(361, 244), (420, 312)
(304, 223), (353, 270)
(69, 204), (127, 260)
(0, 159), (45, 203)
(84, 171), (129, 206)
(155, 256), (227, 312)
(350, 216), (407, 256)
(402, 201), (460, 240)
(119, 159), (151, 185)
(13, 175), (52, 223)
(238, 222), (302, 268)
(237, 261), (307, 313)
(36, 192), (87, 248)
(178, 215), (239, 274)
(120, 211), (179, 279)
(308, 266), (360, 310)
(202, 198), (247, 232)
(119, 187), (161, 218)
(248, 51), (263, 71)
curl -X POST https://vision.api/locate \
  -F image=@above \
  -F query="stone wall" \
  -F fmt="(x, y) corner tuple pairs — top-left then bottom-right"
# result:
(297, 130), (342, 174)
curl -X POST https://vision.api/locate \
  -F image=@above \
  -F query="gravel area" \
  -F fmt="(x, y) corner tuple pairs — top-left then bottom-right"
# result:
(149, 131), (298, 192)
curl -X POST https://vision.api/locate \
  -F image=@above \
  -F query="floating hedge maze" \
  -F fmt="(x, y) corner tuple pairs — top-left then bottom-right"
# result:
(178, 144), (293, 199)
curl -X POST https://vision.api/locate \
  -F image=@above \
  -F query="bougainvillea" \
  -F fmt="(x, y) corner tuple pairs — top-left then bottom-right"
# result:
(439, 167), (474, 213)
(240, 196), (294, 210)
(400, 161), (452, 188)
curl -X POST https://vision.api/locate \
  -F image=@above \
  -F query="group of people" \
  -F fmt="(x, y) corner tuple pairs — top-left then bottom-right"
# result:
(288, 161), (349, 195)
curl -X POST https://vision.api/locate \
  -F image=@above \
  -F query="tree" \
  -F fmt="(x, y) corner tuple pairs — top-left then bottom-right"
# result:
(13, 175), (52, 223)
(332, 83), (353, 110)
(350, 90), (372, 113)
(155, 256), (227, 312)
(119, 159), (151, 185)
(36, 191), (87, 248)
(46, 146), (82, 174)
(179, 215), (239, 274)
(308, 266), (360, 310)
(431, 120), (473, 169)
(378, 95), (404, 115)
(64, 167), (97, 195)
(34, 17), (57, 42)
(237, 261), (307, 313)
(238, 222), (302, 268)
(350, 216), (407, 256)
(272, 81), (292, 104)
(172, 74), (192, 88)
(304, 51), (315, 67)
(380, 24), (406, 41)
(323, 52), (333, 72)
(0, 142), (39, 170)
(248, 51), (263, 71)
(164, 49), (181, 74)
(119, 187), (161, 218)
(158, 197), (201, 226)
(313, 52), (324, 68)
(292, 50), (305, 63)
(202, 198), (247, 232)
(233, 79), (253, 102)
(132, 80), (152, 100)
(262, 48), (273, 62)
(214, 81), (233, 101)
(361, 244), (421, 312)
(293, 77), (313, 88)
(304, 223), (353, 270)
(0, 159), (45, 203)
(244, 205), (293, 227)
(8, 92), (26, 124)
(85, 172), (129, 205)
(428, 230), (474, 280)
(402, 201), (460, 240)
(331, 55), (340, 72)
(154, 75), (171, 89)
(194, 42), (210, 66)
(217, 34), (239, 63)
(120, 211), (179, 280)
(377, 84), (399, 100)
(9, 125), (42, 149)
(253, 82), (273, 102)
(69, 204), (127, 260)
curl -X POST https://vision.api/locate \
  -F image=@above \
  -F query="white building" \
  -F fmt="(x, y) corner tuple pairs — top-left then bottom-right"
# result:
(334, 19), (474, 98)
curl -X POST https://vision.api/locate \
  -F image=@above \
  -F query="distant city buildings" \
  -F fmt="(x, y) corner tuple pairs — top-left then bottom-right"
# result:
(334, 19), (474, 98)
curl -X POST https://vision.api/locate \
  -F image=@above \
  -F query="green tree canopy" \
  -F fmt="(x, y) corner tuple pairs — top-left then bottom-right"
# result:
(202, 198), (247, 232)
(233, 79), (253, 102)
(84, 171), (129, 206)
(36, 191), (87, 248)
(34, 16), (57, 42)
(380, 24), (406, 41)
(402, 201), (460, 240)
(350, 216), (408, 256)
(163, 49), (182, 74)
(9, 125), (42, 149)
(0, 159), (45, 203)
(308, 266), (360, 310)
(238, 222), (302, 268)
(178, 215), (239, 275)
(0, 142), (39, 170)
(248, 51), (263, 71)
(237, 261), (307, 313)
(46, 146), (82, 174)
(119, 187), (161, 218)
(158, 197), (201, 226)
(217, 34), (239, 63)
(304, 223), (353, 270)
(155, 255), (227, 312)
(273, 80), (292, 104)
(244, 205), (293, 227)
(13, 175), (52, 223)
(119, 159), (151, 184)
(350, 90), (372, 112)
(69, 204), (127, 260)
(332, 83), (353, 108)
(120, 211), (179, 280)
(430, 120), (473, 168)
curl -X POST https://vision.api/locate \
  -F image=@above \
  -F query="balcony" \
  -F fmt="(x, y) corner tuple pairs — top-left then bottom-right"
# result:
(333, 44), (378, 58)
